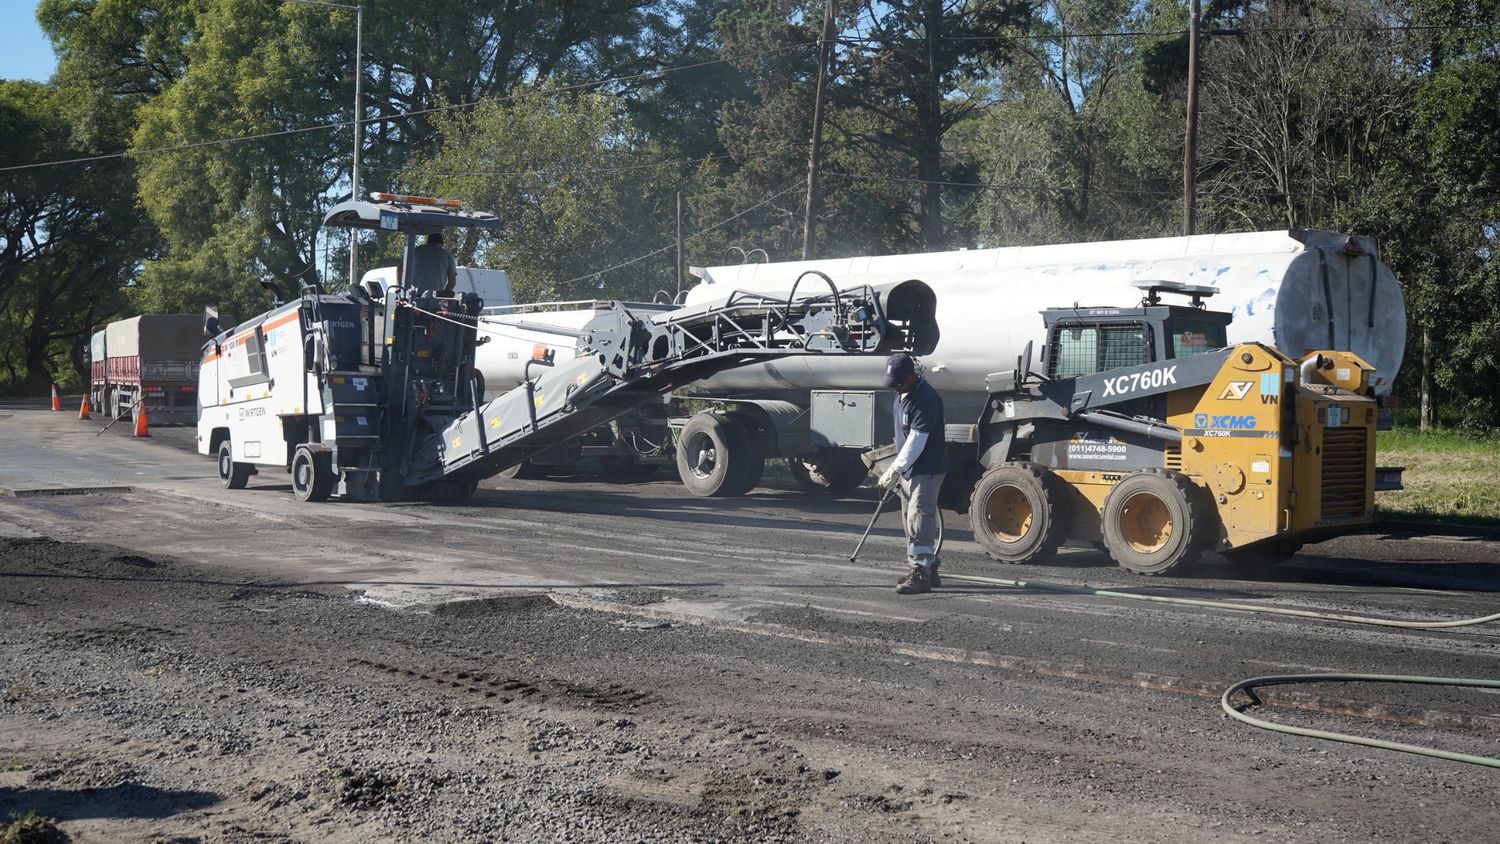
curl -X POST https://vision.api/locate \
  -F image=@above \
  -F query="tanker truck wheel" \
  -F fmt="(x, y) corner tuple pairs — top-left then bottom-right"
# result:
(217, 440), (252, 490)
(723, 411), (767, 493)
(968, 462), (1066, 564)
(291, 445), (334, 502)
(1101, 469), (1206, 576)
(675, 411), (754, 497)
(788, 448), (867, 496)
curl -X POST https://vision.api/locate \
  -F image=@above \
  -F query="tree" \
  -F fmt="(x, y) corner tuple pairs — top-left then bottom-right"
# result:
(1195, 0), (1412, 230)
(832, 0), (1027, 251)
(0, 79), (142, 393)
(400, 86), (680, 303)
(966, 0), (1182, 245)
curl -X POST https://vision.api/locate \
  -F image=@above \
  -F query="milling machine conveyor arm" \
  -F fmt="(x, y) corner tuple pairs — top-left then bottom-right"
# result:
(403, 282), (897, 487)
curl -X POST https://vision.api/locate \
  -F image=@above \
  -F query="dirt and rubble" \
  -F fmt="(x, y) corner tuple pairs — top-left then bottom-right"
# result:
(2, 533), (1498, 843)
(1, 405), (1499, 841)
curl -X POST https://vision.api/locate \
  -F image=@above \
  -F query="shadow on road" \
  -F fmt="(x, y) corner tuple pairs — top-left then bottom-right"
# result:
(0, 783), (220, 821)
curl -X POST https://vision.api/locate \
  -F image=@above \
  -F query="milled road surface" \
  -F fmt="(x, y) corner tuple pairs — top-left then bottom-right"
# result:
(1, 403), (1497, 842)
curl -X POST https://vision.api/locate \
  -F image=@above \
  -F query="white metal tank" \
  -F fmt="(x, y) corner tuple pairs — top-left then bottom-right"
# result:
(475, 301), (676, 390)
(679, 229), (1405, 396)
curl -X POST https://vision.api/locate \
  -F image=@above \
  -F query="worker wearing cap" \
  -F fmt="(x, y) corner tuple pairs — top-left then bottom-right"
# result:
(396, 232), (458, 294)
(877, 352), (949, 594)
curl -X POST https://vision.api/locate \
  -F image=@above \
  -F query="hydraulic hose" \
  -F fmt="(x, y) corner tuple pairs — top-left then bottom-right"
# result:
(941, 571), (1500, 629)
(1221, 674), (1500, 769)
(941, 571), (1500, 767)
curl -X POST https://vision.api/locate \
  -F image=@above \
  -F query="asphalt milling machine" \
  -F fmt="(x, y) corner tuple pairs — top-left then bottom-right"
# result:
(956, 281), (1382, 575)
(197, 195), (913, 502)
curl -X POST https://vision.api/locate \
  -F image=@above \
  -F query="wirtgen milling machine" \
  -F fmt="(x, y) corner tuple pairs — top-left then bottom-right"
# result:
(198, 195), (917, 501)
(967, 281), (1379, 575)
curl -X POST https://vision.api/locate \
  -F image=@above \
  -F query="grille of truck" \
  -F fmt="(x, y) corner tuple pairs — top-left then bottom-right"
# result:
(1320, 427), (1368, 519)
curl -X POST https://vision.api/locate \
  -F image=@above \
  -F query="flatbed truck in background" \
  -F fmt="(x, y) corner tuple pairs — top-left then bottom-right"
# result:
(89, 315), (203, 424)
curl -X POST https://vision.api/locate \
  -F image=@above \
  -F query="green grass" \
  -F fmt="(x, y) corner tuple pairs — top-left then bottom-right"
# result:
(1376, 427), (1500, 526)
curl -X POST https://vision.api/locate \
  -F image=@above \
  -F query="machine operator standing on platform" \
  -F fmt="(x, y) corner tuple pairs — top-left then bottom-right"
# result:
(877, 352), (949, 595)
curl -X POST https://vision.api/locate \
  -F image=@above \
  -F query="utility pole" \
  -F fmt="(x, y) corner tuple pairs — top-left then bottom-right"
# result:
(283, 0), (363, 287)
(349, 3), (363, 287)
(1182, 0), (1200, 236)
(675, 190), (685, 300)
(801, 0), (836, 261)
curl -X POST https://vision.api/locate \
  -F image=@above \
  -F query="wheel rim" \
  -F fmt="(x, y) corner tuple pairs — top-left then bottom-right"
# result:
(1120, 491), (1172, 554)
(219, 452), (230, 479)
(295, 460), (310, 492)
(984, 484), (1033, 543)
(687, 433), (717, 479)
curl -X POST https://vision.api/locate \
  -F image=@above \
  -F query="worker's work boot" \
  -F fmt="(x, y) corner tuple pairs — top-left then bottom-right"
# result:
(897, 557), (941, 588)
(895, 564), (931, 595)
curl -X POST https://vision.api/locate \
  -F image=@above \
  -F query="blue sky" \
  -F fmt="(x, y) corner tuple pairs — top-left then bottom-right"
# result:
(0, 1), (56, 82)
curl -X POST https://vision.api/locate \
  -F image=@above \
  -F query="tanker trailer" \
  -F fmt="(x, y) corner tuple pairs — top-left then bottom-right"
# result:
(669, 229), (1406, 499)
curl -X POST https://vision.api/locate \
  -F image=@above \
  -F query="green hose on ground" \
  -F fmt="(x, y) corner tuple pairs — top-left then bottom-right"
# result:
(942, 571), (1500, 767)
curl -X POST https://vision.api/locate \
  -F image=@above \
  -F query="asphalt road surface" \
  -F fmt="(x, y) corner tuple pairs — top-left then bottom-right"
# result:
(2, 402), (1497, 842)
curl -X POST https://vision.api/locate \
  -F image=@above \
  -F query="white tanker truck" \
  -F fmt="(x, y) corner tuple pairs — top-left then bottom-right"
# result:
(472, 228), (1407, 500)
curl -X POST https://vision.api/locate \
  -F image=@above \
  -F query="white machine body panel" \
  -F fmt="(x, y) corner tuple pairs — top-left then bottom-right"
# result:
(197, 303), (322, 468)
(680, 230), (1405, 397)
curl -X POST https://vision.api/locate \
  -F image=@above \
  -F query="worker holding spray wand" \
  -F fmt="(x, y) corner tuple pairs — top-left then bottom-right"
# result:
(876, 353), (949, 595)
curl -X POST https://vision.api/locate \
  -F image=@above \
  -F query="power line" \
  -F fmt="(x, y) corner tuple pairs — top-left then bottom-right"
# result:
(833, 171), (1180, 198)
(0, 41), (818, 175)
(373, 145), (799, 181)
(558, 183), (802, 286)
(909, 22), (1497, 44)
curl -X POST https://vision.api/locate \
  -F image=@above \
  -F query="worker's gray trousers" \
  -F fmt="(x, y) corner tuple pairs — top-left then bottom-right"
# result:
(901, 472), (945, 566)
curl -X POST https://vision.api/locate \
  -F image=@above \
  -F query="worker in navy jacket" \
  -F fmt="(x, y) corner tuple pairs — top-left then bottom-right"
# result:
(877, 352), (950, 594)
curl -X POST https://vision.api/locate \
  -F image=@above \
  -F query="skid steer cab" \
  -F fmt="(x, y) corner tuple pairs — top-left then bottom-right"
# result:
(966, 280), (1378, 575)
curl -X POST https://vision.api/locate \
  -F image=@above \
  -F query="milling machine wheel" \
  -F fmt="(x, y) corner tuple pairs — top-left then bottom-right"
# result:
(291, 445), (334, 502)
(968, 462), (1067, 564)
(1101, 469), (1207, 575)
(675, 411), (753, 497)
(787, 448), (868, 496)
(217, 440), (251, 490)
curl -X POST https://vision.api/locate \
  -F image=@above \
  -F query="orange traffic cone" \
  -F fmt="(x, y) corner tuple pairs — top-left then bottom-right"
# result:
(79, 393), (91, 420)
(50, 383), (61, 411)
(132, 405), (150, 438)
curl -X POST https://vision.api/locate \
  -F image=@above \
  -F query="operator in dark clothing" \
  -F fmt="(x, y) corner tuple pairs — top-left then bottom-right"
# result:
(877, 352), (950, 595)
(395, 232), (458, 294)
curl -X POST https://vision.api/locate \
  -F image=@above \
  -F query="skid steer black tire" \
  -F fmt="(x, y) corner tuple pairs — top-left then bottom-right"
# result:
(968, 462), (1067, 564)
(1102, 469), (1207, 575)
(675, 412), (753, 497)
